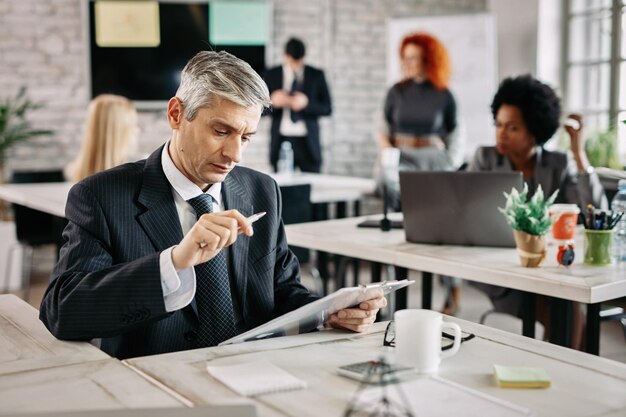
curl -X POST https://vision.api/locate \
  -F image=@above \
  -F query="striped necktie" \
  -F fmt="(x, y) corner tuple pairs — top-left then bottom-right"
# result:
(187, 194), (237, 346)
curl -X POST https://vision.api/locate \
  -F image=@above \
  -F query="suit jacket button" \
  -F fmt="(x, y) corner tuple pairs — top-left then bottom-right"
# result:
(184, 331), (197, 342)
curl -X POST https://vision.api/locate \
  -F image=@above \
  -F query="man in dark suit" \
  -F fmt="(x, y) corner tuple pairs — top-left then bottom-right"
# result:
(40, 51), (384, 359)
(264, 38), (332, 173)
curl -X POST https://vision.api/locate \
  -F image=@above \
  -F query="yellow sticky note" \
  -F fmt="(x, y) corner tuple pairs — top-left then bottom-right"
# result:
(493, 364), (551, 389)
(95, 1), (160, 47)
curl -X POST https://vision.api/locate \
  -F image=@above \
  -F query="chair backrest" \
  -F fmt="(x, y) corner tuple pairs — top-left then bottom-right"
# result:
(279, 184), (312, 263)
(11, 170), (66, 246)
(279, 184), (312, 225)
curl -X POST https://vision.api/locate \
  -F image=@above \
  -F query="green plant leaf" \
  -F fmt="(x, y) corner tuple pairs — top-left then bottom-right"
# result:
(0, 87), (54, 163)
(499, 184), (556, 236)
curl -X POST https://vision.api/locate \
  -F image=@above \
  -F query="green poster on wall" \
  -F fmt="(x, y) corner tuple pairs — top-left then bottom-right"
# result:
(209, 1), (268, 46)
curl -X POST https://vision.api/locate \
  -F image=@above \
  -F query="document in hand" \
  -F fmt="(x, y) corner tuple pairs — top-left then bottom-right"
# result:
(219, 280), (414, 346)
(207, 360), (307, 397)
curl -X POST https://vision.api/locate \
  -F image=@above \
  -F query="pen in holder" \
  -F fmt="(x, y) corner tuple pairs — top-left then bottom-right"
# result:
(582, 205), (622, 265)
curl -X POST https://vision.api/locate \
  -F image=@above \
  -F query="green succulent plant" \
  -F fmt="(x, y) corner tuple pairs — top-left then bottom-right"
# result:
(499, 183), (558, 236)
(0, 86), (53, 165)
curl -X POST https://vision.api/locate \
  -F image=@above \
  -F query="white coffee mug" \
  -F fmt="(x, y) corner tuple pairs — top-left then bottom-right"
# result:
(394, 309), (462, 374)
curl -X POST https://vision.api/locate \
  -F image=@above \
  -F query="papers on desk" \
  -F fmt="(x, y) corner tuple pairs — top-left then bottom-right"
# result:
(352, 376), (533, 417)
(595, 167), (626, 181)
(207, 360), (307, 397)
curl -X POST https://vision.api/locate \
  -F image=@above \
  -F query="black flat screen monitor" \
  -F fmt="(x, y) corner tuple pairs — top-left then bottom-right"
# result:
(87, 1), (266, 109)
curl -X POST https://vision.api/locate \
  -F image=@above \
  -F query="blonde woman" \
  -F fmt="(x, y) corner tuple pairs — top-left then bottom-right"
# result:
(65, 94), (139, 182)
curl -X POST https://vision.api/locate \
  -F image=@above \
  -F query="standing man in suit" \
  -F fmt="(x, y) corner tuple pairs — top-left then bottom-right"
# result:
(40, 51), (384, 359)
(264, 38), (332, 173)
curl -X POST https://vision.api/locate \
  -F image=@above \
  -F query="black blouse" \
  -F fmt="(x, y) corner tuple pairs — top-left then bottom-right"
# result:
(383, 79), (457, 139)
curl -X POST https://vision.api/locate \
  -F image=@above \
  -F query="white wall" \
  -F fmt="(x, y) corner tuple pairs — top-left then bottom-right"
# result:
(1, 0), (495, 177)
(489, 0), (539, 80)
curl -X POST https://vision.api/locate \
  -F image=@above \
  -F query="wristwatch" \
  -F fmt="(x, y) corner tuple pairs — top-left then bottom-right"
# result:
(578, 165), (595, 176)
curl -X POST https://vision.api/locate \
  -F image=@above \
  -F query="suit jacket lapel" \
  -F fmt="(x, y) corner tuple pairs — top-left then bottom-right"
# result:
(137, 146), (197, 319)
(222, 168), (253, 319)
(137, 145), (184, 251)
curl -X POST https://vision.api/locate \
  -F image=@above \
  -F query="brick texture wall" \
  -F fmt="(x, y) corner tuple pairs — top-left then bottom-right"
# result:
(0, 0), (486, 178)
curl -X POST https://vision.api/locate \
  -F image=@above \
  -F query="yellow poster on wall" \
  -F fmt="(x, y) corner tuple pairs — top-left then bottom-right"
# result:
(95, 1), (160, 47)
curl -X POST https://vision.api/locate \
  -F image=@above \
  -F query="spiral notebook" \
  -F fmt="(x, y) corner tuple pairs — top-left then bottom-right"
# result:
(207, 360), (307, 397)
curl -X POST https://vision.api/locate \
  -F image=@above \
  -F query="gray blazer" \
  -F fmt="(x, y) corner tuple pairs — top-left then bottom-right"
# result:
(469, 146), (607, 209)
(40, 145), (317, 359)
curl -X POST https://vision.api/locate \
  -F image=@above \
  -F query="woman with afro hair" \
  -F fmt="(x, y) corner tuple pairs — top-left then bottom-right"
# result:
(469, 74), (607, 350)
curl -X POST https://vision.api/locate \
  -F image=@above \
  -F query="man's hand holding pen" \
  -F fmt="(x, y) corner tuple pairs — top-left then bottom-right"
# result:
(172, 211), (265, 271)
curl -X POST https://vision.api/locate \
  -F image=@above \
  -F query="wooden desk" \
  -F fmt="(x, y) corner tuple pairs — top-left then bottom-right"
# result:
(284, 215), (626, 354)
(0, 358), (186, 413)
(0, 182), (69, 218)
(271, 172), (375, 205)
(0, 174), (375, 218)
(125, 321), (626, 417)
(0, 294), (108, 375)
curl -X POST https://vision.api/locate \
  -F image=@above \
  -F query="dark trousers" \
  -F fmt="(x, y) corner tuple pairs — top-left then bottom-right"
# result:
(274, 136), (321, 173)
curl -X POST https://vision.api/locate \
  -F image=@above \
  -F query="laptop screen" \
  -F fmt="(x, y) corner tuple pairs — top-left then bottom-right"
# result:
(399, 171), (523, 247)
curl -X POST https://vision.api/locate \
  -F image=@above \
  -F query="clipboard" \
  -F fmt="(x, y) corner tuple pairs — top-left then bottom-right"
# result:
(219, 280), (414, 346)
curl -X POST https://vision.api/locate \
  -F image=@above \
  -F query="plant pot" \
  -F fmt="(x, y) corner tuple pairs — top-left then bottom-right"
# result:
(513, 229), (547, 267)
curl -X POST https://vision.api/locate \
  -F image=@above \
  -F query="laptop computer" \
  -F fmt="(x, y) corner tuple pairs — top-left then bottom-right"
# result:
(399, 171), (523, 248)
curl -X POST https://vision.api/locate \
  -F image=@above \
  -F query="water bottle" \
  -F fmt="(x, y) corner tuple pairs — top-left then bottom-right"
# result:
(277, 141), (294, 174)
(611, 179), (626, 263)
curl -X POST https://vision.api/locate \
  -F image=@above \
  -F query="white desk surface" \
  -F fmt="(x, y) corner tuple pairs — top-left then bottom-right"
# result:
(0, 182), (70, 218)
(0, 358), (186, 414)
(0, 294), (109, 375)
(271, 172), (375, 204)
(285, 214), (626, 304)
(0, 174), (375, 217)
(124, 320), (626, 417)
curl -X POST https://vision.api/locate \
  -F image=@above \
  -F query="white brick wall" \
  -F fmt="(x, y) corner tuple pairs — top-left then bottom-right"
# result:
(0, 0), (486, 177)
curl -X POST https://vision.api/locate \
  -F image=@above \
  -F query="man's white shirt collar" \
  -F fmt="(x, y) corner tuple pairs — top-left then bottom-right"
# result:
(161, 142), (222, 205)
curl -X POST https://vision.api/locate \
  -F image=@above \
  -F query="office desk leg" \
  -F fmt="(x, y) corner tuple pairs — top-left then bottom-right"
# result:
(522, 292), (536, 338)
(422, 271), (433, 310)
(371, 262), (382, 282)
(394, 267), (408, 311)
(550, 297), (573, 348)
(586, 303), (600, 355)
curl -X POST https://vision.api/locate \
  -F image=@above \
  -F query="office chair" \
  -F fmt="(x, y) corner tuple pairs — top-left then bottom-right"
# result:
(279, 184), (323, 294)
(3, 170), (66, 301)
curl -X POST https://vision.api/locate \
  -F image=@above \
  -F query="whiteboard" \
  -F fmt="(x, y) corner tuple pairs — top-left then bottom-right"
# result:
(387, 13), (497, 163)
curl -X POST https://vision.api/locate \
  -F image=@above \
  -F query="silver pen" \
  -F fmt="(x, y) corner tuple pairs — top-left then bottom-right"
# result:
(246, 211), (267, 224)
(199, 211), (267, 249)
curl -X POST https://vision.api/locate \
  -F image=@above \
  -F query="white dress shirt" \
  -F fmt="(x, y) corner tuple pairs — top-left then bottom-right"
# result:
(279, 64), (307, 137)
(158, 142), (223, 312)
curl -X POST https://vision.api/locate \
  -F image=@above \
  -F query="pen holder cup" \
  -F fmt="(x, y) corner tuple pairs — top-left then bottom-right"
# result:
(584, 229), (613, 266)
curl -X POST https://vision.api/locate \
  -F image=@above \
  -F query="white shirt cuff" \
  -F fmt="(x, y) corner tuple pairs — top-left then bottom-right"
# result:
(159, 246), (196, 312)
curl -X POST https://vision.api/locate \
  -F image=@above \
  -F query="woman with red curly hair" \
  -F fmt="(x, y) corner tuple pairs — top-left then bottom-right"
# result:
(378, 32), (462, 314)
(379, 32), (460, 165)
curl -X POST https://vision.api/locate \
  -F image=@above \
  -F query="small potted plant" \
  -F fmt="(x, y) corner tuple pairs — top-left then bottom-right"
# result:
(0, 87), (53, 219)
(499, 184), (558, 267)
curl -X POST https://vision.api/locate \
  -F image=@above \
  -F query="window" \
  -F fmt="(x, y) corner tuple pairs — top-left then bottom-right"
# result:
(563, 0), (625, 165)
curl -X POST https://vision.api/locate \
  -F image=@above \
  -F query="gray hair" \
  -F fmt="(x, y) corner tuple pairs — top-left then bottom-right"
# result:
(175, 51), (271, 120)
